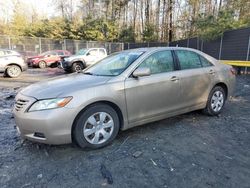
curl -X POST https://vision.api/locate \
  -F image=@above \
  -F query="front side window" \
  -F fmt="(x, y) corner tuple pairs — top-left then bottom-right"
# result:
(76, 49), (88, 55)
(176, 50), (202, 70)
(57, 51), (64, 56)
(138, 50), (174, 74)
(85, 51), (144, 76)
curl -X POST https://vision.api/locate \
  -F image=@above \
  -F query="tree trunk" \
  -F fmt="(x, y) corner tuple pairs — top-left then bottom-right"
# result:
(168, 0), (173, 42)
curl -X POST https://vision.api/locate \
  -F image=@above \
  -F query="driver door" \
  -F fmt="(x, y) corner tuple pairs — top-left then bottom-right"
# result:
(125, 50), (182, 123)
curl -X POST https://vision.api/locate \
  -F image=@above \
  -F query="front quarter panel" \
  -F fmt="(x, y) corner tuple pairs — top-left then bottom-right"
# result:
(65, 78), (128, 129)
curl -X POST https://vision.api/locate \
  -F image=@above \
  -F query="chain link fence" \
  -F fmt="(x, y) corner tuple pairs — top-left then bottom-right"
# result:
(0, 35), (124, 55)
(1, 27), (249, 61)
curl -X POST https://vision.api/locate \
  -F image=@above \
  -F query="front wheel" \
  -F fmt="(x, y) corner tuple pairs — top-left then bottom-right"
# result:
(6, 65), (22, 78)
(71, 62), (84, 72)
(38, 61), (47, 69)
(203, 86), (226, 116)
(73, 104), (120, 149)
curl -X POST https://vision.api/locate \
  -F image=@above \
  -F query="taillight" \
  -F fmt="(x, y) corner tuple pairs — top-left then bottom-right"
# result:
(230, 67), (236, 75)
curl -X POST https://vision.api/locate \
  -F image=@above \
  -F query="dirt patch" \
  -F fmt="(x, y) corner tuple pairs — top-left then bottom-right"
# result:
(0, 69), (250, 188)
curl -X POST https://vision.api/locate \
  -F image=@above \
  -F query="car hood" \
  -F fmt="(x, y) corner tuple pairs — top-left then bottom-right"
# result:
(20, 73), (112, 99)
(66, 55), (84, 61)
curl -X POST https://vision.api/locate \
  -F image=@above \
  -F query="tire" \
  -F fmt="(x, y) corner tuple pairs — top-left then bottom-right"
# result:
(6, 65), (22, 78)
(38, 61), (47, 69)
(203, 86), (226, 116)
(71, 62), (84, 72)
(73, 104), (120, 149)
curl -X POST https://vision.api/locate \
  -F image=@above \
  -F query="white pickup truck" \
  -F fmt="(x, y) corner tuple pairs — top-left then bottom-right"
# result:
(60, 48), (107, 72)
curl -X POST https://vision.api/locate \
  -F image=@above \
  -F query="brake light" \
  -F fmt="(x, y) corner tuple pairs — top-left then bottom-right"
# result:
(230, 67), (236, 75)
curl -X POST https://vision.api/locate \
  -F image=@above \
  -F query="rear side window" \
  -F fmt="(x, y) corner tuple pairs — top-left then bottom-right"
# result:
(99, 49), (106, 56)
(138, 50), (174, 74)
(175, 50), (202, 70)
(199, 55), (213, 67)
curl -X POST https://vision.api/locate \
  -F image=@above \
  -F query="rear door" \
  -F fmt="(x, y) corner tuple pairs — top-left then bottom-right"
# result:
(125, 50), (182, 123)
(174, 50), (212, 108)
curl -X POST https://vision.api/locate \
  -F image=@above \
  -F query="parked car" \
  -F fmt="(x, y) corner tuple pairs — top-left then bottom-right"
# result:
(0, 49), (27, 78)
(59, 48), (107, 72)
(13, 47), (235, 149)
(27, 50), (71, 68)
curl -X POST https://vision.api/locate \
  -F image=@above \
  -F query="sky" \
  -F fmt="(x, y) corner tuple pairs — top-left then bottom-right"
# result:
(0, 0), (81, 22)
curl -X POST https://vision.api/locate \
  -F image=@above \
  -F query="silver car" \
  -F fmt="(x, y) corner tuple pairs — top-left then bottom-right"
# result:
(0, 49), (27, 77)
(13, 47), (235, 149)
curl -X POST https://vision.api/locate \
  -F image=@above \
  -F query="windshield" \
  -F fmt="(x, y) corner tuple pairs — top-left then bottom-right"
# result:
(40, 51), (51, 56)
(76, 49), (88, 55)
(84, 51), (144, 76)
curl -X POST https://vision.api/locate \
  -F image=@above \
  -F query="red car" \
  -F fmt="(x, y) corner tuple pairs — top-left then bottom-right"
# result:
(27, 50), (71, 68)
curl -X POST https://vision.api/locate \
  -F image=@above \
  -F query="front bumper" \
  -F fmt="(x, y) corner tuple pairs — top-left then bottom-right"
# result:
(22, 64), (28, 71)
(13, 93), (76, 145)
(59, 60), (71, 70)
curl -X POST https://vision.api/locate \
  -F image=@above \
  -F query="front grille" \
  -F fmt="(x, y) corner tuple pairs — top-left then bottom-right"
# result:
(15, 99), (29, 111)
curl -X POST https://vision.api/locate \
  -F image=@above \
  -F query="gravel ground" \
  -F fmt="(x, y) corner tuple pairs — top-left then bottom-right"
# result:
(0, 69), (250, 188)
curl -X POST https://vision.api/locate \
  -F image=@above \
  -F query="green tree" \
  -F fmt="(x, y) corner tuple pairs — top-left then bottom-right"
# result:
(119, 26), (136, 42)
(142, 24), (157, 42)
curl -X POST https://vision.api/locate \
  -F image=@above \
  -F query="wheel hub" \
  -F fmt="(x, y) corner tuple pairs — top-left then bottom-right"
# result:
(211, 90), (224, 112)
(83, 112), (114, 145)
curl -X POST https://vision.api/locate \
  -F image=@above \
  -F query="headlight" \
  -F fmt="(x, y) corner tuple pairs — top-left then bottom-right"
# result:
(28, 97), (72, 112)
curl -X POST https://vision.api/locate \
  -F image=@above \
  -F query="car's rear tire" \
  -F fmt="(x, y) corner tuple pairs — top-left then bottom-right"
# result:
(6, 65), (22, 78)
(38, 61), (47, 69)
(72, 62), (84, 72)
(73, 104), (120, 149)
(203, 86), (226, 116)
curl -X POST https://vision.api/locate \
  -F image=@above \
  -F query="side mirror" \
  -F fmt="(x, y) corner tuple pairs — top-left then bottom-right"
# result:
(86, 52), (90, 56)
(45, 54), (51, 57)
(132, 67), (151, 78)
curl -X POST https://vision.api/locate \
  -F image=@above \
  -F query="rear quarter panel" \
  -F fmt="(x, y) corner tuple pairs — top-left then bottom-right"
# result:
(214, 62), (236, 98)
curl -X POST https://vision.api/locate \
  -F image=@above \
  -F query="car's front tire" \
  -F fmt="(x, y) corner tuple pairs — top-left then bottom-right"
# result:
(6, 65), (22, 78)
(203, 86), (226, 116)
(38, 61), (47, 69)
(72, 62), (84, 72)
(73, 104), (120, 149)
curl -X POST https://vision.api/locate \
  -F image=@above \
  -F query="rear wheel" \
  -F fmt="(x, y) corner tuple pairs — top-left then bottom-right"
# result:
(71, 62), (84, 72)
(38, 61), (47, 69)
(6, 65), (22, 78)
(73, 104), (120, 149)
(203, 86), (226, 116)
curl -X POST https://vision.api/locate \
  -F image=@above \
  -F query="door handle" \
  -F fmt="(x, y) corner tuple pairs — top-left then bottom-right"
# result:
(170, 76), (179, 81)
(209, 70), (215, 74)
